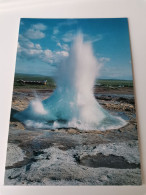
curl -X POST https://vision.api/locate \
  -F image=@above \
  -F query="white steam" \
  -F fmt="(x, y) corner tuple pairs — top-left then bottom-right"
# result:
(14, 33), (127, 131)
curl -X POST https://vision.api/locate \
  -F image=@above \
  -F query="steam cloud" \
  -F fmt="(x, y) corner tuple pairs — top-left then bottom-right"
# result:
(14, 33), (127, 131)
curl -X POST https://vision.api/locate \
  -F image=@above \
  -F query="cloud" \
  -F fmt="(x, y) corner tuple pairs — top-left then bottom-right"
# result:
(18, 35), (69, 65)
(61, 31), (102, 44)
(44, 49), (53, 58)
(18, 35), (44, 60)
(91, 35), (103, 43)
(99, 57), (110, 63)
(56, 51), (69, 57)
(35, 44), (42, 50)
(53, 19), (78, 35)
(40, 49), (54, 64)
(53, 27), (59, 35)
(18, 44), (43, 60)
(25, 29), (45, 39)
(85, 34), (103, 43)
(40, 50), (69, 64)
(18, 35), (34, 48)
(32, 23), (47, 31)
(61, 44), (69, 51)
(57, 42), (69, 51)
(57, 42), (62, 48)
(18, 35), (42, 50)
(24, 23), (47, 39)
(62, 31), (75, 42)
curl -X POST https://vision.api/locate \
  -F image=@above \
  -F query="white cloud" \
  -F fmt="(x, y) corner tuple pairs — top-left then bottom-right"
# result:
(28, 49), (43, 55)
(53, 19), (78, 35)
(18, 35), (69, 65)
(57, 42), (61, 48)
(35, 44), (42, 50)
(18, 46), (43, 59)
(27, 42), (34, 48)
(53, 27), (59, 35)
(99, 57), (110, 63)
(24, 23), (47, 40)
(56, 51), (69, 57)
(18, 35), (43, 59)
(91, 35), (103, 43)
(40, 50), (69, 64)
(51, 35), (57, 42)
(62, 31), (75, 42)
(18, 35), (33, 48)
(44, 49), (53, 58)
(57, 42), (69, 51)
(62, 44), (69, 51)
(40, 51), (53, 64)
(18, 35), (42, 50)
(25, 29), (45, 39)
(85, 34), (103, 43)
(32, 23), (47, 31)
(62, 31), (102, 44)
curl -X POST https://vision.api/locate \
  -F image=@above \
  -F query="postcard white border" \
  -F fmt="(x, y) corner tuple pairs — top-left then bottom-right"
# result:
(0, 0), (146, 194)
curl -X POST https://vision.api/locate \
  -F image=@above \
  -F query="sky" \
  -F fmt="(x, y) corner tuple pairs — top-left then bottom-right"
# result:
(16, 18), (133, 80)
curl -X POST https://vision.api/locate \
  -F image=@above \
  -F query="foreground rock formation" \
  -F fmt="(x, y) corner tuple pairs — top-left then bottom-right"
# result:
(4, 88), (142, 185)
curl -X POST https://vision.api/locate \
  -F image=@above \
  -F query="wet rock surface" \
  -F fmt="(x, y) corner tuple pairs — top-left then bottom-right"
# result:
(78, 153), (140, 169)
(5, 89), (142, 185)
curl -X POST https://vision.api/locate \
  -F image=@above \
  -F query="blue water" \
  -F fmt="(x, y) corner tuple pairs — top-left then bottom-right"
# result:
(14, 33), (127, 131)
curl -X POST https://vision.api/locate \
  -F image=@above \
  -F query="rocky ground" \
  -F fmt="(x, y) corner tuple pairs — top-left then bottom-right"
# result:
(4, 87), (142, 185)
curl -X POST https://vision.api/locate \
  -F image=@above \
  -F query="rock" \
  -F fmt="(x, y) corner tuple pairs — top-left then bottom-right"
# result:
(117, 97), (135, 105)
(4, 144), (141, 185)
(4, 89), (141, 185)
(5, 143), (26, 167)
(67, 129), (79, 134)
(10, 122), (25, 130)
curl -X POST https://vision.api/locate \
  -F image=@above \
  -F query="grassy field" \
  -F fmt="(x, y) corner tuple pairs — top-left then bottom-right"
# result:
(14, 73), (133, 90)
(96, 79), (133, 87)
(14, 73), (56, 89)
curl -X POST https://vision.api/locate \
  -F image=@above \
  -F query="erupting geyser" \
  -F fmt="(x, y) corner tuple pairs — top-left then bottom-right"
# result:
(14, 33), (127, 130)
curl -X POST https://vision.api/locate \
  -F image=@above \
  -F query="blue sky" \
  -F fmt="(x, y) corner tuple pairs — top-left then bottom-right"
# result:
(16, 18), (133, 80)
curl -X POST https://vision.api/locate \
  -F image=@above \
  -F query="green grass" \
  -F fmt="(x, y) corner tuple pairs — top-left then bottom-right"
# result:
(14, 73), (133, 90)
(14, 73), (56, 89)
(96, 79), (133, 87)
